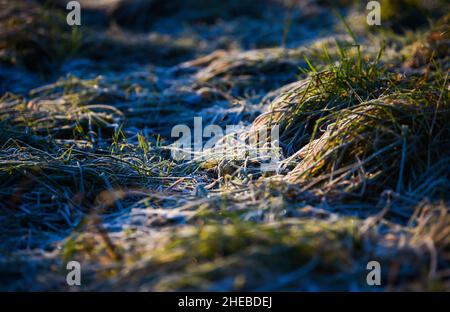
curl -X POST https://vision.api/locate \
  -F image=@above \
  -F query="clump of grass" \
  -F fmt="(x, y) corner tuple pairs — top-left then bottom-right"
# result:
(93, 204), (450, 291)
(252, 42), (388, 156)
(106, 218), (366, 291)
(286, 88), (450, 198)
(247, 35), (449, 201)
(0, 87), (123, 145)
(0, 137), (144, 250)
(186, 47), (309, 97)
(0, 77), (190, 252)
(0, 73), (202, 145)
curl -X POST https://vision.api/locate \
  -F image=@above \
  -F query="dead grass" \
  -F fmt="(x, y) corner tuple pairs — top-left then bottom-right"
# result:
(0, 1), (449, 291)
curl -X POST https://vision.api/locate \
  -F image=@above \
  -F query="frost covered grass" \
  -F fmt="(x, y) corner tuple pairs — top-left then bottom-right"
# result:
(0, 0), (449, 291)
